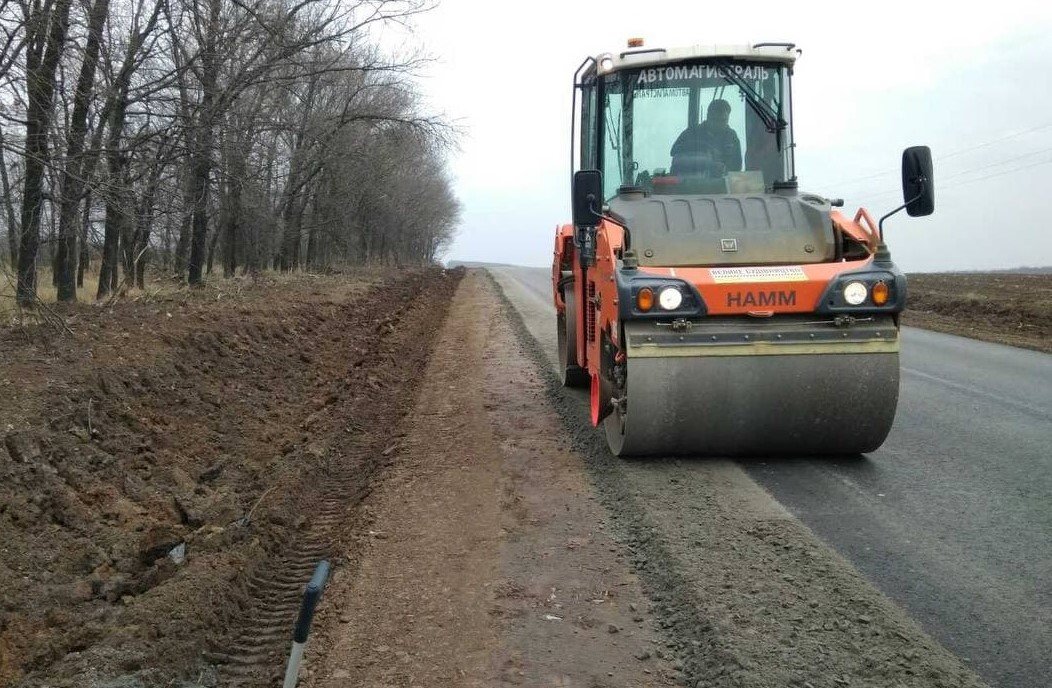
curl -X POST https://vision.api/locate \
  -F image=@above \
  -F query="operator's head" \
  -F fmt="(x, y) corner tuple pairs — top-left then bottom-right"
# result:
(707, 99), (731, 127)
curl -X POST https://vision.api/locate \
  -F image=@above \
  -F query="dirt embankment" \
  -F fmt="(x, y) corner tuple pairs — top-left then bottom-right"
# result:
(905, 273), (1051, 352)
(0, 267), (461, 687)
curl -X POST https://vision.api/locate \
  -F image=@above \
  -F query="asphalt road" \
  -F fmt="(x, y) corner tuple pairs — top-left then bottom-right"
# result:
(490, 264), (1052, 688)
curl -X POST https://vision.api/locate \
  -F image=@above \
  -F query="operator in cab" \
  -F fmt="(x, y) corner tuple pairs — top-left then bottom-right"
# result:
(669, 99), (743, 176)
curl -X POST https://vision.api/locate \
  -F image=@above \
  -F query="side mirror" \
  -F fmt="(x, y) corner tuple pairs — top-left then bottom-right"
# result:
(572, 170), (603, 227)
(902, 146), (934, 217)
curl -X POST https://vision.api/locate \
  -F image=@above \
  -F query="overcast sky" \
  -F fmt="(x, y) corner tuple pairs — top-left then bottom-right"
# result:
(387, 0), (1052, 272)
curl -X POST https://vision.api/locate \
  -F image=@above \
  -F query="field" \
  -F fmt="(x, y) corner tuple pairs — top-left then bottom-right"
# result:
(904, 272), (1052, 353)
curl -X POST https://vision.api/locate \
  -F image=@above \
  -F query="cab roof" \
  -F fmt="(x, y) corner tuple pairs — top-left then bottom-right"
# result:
(595, 43), (800, 75)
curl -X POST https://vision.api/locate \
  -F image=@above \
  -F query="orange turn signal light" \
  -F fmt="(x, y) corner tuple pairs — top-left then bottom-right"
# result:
(872, 281), (890, 306)
(636, 287), (654, 311)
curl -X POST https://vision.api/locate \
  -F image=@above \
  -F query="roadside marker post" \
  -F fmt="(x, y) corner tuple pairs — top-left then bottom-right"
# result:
(282, 560), (331, 688)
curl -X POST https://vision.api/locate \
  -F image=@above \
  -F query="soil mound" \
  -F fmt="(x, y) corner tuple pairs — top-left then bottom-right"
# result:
(0, 268), (461, 687)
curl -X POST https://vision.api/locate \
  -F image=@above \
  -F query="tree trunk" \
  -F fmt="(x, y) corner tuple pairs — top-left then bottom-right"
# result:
(187, 132), (213, 284)
(55, 0), (111, 301)
(97, 199), (121, 298)
(277, 78), (317, 272)
(305, 221), (317, 270)
(280, 193), (309, 272)
(160, 212), (171, 271)
(186, 0), (220, 286)
(132, 147), (165, 288)
(221, 150), (243, 278)
(206, 212), (220, 275)
(174, 161), (194, 279)
(304, 190), (319, 269)
(222, 196), (239, 278)
(99, 129), (130, 299)
(17, 0), (75, 306)
(0, 127), (19, 270)
(120, 202), (135, 281)
(77, 191), (90, 287)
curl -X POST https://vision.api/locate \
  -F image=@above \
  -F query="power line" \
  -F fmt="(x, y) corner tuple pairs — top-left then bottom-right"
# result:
(938, 145), (1052, 184)
(848, 155), (1052, 204)
(945, 156), (1052, 188)
(938, 122), (1052, 160)
(820, 121), (1052, 188)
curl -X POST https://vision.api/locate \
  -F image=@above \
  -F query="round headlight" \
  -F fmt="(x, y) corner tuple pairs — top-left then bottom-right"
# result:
(599, 55), (615, 73)
(658, 286), (683, 310)
(843, 281), (868, 306)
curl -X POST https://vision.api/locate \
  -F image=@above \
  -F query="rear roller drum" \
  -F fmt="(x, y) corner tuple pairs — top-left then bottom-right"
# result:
(558, 287), (589, 388)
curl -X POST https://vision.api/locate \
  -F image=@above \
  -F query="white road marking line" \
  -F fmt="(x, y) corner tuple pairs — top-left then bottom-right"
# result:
(901, 366), (1050, 420)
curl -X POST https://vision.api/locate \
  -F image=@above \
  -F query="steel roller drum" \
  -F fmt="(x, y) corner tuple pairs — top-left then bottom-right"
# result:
(603, 333), (901, 457)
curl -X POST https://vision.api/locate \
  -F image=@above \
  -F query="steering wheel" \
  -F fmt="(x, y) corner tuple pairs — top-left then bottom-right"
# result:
(671, 144), (726, 178)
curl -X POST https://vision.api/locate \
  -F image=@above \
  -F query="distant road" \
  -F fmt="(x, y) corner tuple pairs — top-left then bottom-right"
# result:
(491, 264), (1052, 688)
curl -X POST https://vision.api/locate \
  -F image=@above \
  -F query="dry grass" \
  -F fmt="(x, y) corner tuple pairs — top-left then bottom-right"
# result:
(0, 263), (403, 329)
(0, 267), (102, 318)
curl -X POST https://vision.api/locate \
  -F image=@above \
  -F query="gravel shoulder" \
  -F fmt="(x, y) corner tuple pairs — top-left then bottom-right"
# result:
(310, 270), (676, 686)
(489, 266), (989, 688)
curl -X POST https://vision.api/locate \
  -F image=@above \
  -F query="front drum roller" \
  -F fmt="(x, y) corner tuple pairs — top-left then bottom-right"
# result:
(557, 286), (590, 388)
(603, 349), (901, 457)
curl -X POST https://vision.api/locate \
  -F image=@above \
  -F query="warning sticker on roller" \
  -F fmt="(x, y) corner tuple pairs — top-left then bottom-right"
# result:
(709, 266), (808, 283)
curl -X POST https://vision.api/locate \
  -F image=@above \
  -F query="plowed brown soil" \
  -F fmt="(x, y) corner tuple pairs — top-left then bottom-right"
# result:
(0, 267), (461, 687)
(905, 272), (1051, 352)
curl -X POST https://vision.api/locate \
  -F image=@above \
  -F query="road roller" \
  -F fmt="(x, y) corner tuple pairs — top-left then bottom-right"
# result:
(552, 41), (935, 456)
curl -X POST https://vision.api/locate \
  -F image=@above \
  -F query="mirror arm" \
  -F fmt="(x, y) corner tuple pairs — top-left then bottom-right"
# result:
(878, 178), (926, 240)
(588, 198), (632, 252)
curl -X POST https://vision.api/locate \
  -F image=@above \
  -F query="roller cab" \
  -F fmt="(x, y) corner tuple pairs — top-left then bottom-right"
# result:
(553, 41), (935, 457)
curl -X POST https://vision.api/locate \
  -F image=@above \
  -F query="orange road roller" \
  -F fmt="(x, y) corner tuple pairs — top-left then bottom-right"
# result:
(552, 41), (935, 457)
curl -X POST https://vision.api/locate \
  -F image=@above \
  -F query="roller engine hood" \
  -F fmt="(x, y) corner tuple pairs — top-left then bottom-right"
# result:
(608, 192), (835, 267)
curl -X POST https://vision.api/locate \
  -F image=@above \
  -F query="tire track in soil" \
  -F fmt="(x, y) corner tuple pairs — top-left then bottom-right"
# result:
(203, 269), (464, 687)
(486, 269), (987, 688)
(209, 484), (369, 685)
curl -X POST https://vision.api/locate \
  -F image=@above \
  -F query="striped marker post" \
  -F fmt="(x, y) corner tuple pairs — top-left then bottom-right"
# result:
(282, 560), (331, 688)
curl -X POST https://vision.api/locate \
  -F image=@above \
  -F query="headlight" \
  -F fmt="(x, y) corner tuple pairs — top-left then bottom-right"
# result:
(626, 279), (703, 316)
(598, 54), (615, 73)
(658, 286), (683, 310)
(843, 281), (868, 305)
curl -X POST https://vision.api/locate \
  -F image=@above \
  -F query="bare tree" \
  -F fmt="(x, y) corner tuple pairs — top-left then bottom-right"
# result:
(0, 0), (459, 303)
(96, 0), (163, 298)
(16, 0), (75, 305)
(54, 0), (111, 301)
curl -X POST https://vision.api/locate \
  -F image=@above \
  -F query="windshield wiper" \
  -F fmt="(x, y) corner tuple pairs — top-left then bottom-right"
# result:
(605, 106), (624, 185)
(714, 60), (786, 133)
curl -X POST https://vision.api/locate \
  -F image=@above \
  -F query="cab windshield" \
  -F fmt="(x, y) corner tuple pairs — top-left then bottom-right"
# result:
(600, 60), (793, 200)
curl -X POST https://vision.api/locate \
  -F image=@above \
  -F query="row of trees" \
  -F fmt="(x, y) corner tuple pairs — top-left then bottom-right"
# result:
(0, 0), (459, 305)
